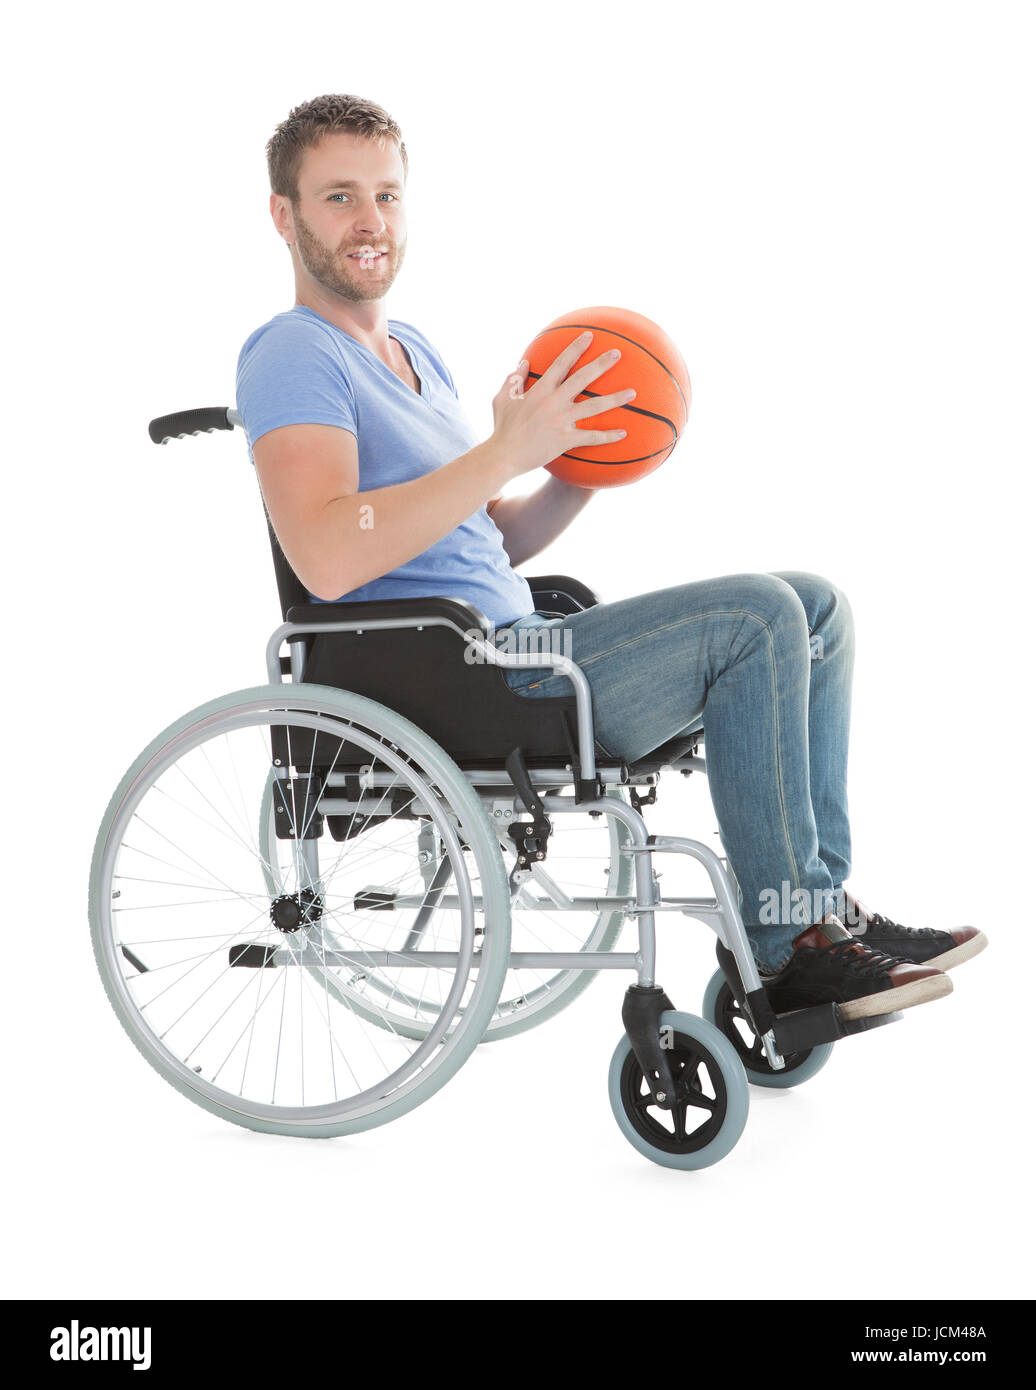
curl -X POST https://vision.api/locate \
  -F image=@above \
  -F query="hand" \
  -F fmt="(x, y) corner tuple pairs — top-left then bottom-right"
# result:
(489, 330), (636, 478)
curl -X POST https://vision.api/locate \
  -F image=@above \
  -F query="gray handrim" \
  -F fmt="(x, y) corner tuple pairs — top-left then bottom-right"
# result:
(702, 968), (834, 1088)
(89, 684), (511, 1138)
(607, 1010), (750, 1170)
(258, 779), (635, 1042)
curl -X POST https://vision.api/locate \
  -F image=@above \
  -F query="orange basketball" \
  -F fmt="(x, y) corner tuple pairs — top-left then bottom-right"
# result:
(519, 306), (691, 488)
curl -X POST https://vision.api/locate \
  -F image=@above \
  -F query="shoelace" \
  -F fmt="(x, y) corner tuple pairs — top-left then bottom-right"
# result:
(822, 939), (906, 977)
(858, 911), (939, 940)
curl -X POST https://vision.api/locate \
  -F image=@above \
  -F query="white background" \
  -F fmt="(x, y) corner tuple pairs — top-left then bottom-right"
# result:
(4, 0), (1033, 1302)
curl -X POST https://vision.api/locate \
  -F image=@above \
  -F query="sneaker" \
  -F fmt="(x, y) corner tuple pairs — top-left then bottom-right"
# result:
(840, 892), (988, 971)
(759, 917), (952, 1021)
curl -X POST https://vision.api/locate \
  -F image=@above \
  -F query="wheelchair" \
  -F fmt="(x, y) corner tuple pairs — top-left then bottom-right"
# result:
(88, 405), (902, 1170)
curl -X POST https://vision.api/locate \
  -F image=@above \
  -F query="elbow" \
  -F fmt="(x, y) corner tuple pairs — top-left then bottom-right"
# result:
(304, 565), (357, 603)
(288, 554), (352, 604)
(306, 580), (346, 603)
(299, 501), (368, 601)
(283, 521), (376, 601)
(503, 540), (537, 568)
(286, 535), (361, 602)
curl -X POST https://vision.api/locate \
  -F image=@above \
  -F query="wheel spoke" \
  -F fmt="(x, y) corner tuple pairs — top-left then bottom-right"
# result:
(682, 1060), (718, 1112)
(616, 1010), (749, 1168)
(93, 697), (509, 1133)
(671, 1102), (688, 1141)
(685, 1086), (717, 1114)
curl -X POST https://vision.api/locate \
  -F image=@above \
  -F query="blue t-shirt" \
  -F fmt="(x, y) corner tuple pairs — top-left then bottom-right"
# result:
(235, 305), (535, 627)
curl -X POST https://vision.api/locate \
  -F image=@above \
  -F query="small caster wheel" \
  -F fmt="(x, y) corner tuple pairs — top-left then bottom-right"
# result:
(608, 1010), (749, 1170)
(702, 969), (834, 1089)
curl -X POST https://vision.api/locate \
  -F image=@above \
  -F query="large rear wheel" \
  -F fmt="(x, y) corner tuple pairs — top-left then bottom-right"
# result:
(89, 685), (511, 1138)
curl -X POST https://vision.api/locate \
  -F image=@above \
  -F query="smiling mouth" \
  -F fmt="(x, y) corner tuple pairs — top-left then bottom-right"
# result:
(348, 247), (388, 266)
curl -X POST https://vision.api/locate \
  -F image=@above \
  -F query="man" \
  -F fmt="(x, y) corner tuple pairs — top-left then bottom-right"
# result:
(236, 93), (986, 1022)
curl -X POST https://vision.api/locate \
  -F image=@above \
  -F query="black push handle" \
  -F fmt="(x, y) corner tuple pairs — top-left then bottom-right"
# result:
(149, 406), (237, 445)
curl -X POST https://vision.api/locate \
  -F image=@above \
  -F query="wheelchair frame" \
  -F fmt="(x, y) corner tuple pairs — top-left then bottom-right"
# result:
(88, 404), (901, 1171)
(265, 608), (774, 1034)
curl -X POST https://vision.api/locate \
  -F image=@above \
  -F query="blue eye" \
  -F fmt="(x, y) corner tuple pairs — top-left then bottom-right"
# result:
(328, 192), (398, 203)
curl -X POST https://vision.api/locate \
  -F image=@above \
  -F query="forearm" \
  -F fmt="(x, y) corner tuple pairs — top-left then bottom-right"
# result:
(304, 439), (516, 600)
(488, 475), (595, 567)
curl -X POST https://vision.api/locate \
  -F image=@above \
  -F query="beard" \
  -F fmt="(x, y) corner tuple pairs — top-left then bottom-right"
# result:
(291, 206), (405, 303)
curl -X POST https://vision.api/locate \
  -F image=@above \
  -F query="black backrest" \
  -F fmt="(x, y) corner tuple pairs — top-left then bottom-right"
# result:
(266, 511), (311, 619)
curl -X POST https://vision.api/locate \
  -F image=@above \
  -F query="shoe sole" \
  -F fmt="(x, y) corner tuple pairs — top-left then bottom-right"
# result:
(924, 931), (988, 972)
(838, 970), (952, 1021)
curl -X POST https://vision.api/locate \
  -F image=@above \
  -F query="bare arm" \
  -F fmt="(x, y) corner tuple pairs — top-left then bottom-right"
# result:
(486, 475), (596, 568)
(254, 424), (516, 601)
(253, 331), (633, 603)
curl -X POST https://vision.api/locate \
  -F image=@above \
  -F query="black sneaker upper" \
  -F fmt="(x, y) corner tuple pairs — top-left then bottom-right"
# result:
(760, 921), (931, 1014)
(842, 909), (957, 964)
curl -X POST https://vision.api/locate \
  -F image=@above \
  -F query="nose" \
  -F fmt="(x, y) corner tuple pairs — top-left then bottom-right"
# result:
(353, 194), (389, 237)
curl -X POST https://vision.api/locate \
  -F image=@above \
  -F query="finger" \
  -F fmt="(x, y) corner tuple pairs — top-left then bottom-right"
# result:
(571, 386), (637, 421)
(536, 330), (594, 389)
(571, 426), (628, 446)
(564, 347), (624, 398)
(500, 362), (527, 400)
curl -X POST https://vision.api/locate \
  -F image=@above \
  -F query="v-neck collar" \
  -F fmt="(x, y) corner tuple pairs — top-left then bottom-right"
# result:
(294, 306), (424, 399)
(389, 335), (423, 398)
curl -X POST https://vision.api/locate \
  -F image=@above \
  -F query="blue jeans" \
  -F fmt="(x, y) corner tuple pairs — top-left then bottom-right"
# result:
(497, 573), (854, 972)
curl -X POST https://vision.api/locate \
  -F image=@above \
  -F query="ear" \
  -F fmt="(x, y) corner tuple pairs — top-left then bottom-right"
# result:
(270, 192), (295, 246)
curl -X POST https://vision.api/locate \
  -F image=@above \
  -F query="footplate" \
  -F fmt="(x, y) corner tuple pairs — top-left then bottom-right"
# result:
(772, 1000), (903, 1052)
(715, 943), (902, 1052)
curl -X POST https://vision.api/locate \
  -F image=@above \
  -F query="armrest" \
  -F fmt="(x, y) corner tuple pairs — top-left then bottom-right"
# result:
(285, 595), (493, 638)
(524, 574), (601, 615)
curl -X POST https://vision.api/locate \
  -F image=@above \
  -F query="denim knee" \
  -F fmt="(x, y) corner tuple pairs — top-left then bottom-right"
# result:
(772, 571), (854, 646)
(725, 574), (812, 659)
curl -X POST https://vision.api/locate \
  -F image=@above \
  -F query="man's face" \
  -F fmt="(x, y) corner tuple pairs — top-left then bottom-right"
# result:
(286, 132), (407, 303)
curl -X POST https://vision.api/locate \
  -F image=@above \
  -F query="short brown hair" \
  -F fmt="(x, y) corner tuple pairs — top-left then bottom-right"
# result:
(267, 94), (408, 203)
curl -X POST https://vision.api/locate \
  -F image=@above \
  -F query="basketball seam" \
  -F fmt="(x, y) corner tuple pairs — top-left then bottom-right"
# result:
(531, 320), (690, 425)
(558, 443), (675, 466)
(526, 372), (677, 444)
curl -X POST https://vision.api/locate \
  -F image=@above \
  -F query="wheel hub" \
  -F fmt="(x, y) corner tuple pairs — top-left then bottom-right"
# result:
(270, 889), (323, 932)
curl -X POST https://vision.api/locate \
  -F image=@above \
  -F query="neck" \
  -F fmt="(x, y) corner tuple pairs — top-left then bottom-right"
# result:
(294, 281), (391, 355)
